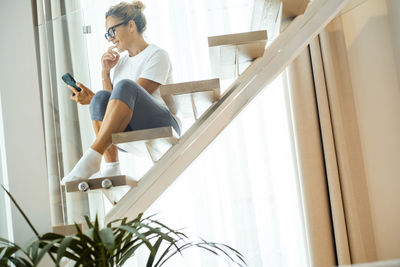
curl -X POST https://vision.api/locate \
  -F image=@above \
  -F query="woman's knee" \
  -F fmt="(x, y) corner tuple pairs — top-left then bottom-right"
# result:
(113, 79), (141, 97)
(89, 90), (111, 120)
(111, 79), (141, 110)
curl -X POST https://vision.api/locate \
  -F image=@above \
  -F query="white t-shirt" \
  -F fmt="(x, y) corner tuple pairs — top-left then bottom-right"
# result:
(111, 44), (173, 106)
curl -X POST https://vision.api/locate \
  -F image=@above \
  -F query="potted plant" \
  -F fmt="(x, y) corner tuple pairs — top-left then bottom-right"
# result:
(0, 185), (246, 266)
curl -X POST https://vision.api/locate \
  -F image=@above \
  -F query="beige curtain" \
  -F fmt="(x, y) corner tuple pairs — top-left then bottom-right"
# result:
(36, 0), (99, 225)
(36, 0), (65, 226)
(286, 17), (377, 266)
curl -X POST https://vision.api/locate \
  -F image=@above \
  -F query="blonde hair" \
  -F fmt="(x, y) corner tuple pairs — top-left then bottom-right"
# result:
(105, 1), (147, 34)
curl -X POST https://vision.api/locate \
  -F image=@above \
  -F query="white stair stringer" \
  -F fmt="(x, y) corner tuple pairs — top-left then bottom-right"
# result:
(105, 0), (349, 223)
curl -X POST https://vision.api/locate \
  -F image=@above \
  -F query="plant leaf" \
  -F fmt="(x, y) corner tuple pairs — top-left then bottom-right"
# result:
(84, 216), (94, 229)
(85, 228), (94, 240)
(118, 225), (155, 255)
(28, 240), (40, 262)
(40, 232), (65, 241)
(118, 241), (145, 265)
(7, 256), (33, 267)
(0, 185), (57, 265)
(2, 246), (20, 258)
(1, 185), (40, 239)
(146, 237), (163, 267)
(153, 242), (176, 267)
(158, 243), (193, 267)
(0, 238), (20, 248)
(56, 236), (73, 263)
(34, 239), (60, 265)
(99, 228), (115, 253)
(73, 246), (96, 266)
(0, 238), (32, 263)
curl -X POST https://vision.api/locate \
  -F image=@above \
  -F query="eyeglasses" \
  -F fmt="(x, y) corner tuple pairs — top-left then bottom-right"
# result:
(104, 22), (127, 41)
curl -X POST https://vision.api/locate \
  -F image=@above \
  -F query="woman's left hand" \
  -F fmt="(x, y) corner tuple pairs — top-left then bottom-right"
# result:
(69, 83), (95, 105)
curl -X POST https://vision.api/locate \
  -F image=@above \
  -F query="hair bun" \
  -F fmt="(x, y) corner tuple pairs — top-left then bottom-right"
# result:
(132, 1), (145, 11)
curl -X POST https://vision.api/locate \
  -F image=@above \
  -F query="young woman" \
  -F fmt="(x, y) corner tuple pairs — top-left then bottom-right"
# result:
(61, 1), (180, 185)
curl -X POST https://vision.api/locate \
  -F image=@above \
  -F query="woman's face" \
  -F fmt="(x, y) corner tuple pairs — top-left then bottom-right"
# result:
(105, 16), (131, 52)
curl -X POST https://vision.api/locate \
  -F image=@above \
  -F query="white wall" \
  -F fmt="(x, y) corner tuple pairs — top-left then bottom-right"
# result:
(340, 0), (400, 260)
(0, 141), (10, 239)
(0, 0), (52, 247)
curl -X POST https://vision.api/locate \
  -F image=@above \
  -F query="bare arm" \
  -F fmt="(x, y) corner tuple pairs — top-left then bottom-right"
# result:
(101, 45), (119, 92)
(102, 71), (113, 92)
(137, 78), (161, 95)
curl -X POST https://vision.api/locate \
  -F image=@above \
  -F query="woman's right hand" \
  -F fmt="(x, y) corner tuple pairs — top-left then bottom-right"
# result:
(69, 83), (95, 105)
(101, 45), (120, 74)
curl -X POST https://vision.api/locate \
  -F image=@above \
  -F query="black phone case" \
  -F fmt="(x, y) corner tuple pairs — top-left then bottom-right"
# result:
(62, 73), (81, 92)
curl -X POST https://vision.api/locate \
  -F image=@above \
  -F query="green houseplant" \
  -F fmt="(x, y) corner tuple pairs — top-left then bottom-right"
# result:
(0, 185), (246, 266)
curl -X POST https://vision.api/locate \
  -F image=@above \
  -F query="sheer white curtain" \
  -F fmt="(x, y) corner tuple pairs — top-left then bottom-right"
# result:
(131, 76), (309, 267)
(81, 0), (309, 266)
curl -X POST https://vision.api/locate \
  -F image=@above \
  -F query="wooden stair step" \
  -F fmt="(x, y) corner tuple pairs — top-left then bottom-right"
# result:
(52, 223), (85, 236)
(160, 79), (221, 119)
(280, 0), (311, 33)
(65, 175), (137, 193)
(208, 30), (268, 47)
(112, 126), (179, 162)
(282, 0), (310, 18)
(208, 30), (268, 78)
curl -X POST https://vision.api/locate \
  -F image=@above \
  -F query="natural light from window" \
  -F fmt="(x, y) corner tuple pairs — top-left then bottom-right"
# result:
(79, 0), (309, 266)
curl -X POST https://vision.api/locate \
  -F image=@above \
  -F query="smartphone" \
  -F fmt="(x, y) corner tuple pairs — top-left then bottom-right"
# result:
(62, 73), (81, 92)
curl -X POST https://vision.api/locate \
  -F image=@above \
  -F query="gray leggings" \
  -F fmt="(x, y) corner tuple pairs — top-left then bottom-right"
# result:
(89, 79), (180, 135)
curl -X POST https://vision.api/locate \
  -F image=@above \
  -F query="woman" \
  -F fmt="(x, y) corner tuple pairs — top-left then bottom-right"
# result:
(61, 1), (180, 185)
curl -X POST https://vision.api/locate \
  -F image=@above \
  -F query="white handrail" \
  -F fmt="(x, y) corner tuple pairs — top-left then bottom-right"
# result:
(105, 0), (349, 223)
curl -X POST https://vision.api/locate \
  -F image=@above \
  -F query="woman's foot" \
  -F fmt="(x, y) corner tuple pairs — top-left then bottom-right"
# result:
(61, 148), (102, 185)
(100, 161), (122, 177)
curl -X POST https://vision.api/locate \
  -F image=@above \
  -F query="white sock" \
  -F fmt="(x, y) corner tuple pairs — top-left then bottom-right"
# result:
(100, 162), (121, 177)
(61, 148), (102, 185)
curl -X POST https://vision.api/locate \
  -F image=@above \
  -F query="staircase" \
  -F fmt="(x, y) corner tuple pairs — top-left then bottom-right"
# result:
(60, 0), (348, 231)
